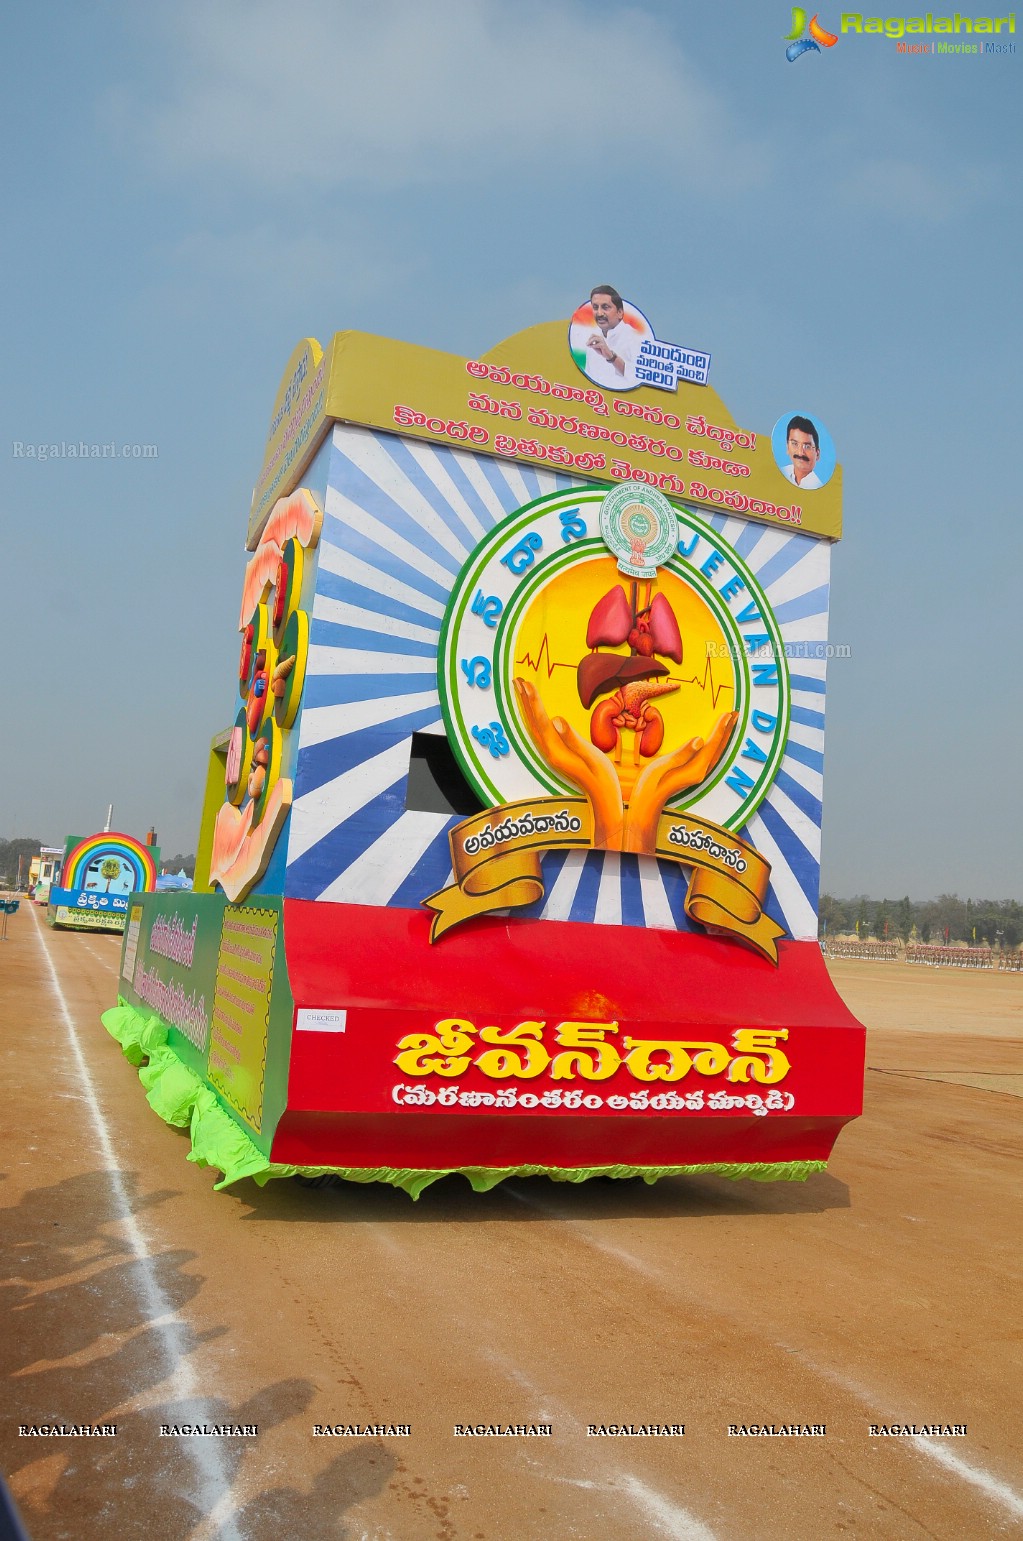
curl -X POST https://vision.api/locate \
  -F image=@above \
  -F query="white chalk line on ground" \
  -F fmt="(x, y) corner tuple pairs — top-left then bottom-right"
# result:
(506, 1183), (1023, 1525)
(489, 1352), (719, 1541)
(365, 1218), (721, 1539)
(908, 1439), (1023, 1520)
(777, 1344), (1023, 1525)
(80, 939), (121, 968)
(29, 906), (246, 1541)
(618, 1475), (718, 1541)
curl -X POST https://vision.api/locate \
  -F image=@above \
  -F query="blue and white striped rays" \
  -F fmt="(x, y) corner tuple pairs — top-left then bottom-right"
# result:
(705, 510), (830, 941)
(285, 426), (831, 943)
(285, 426), (576, 911)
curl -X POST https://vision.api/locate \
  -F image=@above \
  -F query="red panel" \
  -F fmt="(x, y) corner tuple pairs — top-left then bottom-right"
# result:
(285, 1009), (863, 1116)
(283, 901), (864, 1030)
(270, 1110), (854, 1170)
(271, 901), (866, 1173)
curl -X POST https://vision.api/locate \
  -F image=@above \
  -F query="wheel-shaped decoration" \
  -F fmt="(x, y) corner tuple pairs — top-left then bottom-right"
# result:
(225, 707), (251, 807)
(210, 486), (322, 903)
(272, 537), (306, 648)
(239, 601), (271, 697)
(272, 607), (309, 731)
(249, 713), (284, 824)
(242, 603), (278, 736)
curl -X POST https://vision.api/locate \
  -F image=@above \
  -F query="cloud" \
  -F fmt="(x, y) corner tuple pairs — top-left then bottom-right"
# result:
(108, 0), (765, 192)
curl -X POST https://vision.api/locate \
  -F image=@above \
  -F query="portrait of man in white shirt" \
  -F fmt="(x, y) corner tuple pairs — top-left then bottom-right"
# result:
(782, 416), (824, 489)
(580, 285), (640, 389)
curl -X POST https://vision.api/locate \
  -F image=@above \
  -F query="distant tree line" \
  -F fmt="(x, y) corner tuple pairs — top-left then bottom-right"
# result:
(1, 836), (1017, 945)
(0, 838), (45, 888)
(161, 854), (196, 877)
(819, 893), (1022, 949)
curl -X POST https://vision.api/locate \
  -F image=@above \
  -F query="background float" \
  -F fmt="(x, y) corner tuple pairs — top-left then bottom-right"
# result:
(50, 830), (160, 932)
(103, 304), (866, 1194)
(28, 847), (65, 906)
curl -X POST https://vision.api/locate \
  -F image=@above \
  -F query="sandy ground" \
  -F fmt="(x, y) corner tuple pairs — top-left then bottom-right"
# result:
(1, 904), (1020, 1541)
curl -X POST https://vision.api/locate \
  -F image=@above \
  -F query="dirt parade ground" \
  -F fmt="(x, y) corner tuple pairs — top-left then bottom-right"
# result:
(1, 902), (1020, 1541)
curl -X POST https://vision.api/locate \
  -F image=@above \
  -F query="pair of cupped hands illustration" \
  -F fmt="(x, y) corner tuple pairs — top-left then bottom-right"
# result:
(513, 677), (738, 855)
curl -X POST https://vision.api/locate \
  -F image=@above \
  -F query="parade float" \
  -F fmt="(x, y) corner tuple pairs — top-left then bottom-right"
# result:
(103, 293), (866, 1195)
(28, 847), (65, 906)
(49, 830), (160, 932)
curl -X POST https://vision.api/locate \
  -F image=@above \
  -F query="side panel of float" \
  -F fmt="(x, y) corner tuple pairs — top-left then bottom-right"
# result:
(115, 891), (294, 1161)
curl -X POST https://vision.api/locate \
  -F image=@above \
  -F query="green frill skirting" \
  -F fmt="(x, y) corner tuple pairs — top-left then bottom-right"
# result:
(101, 999), (826, 1199)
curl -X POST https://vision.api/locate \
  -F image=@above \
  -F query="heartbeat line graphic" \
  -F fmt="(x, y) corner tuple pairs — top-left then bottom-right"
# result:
(514, 634), (578, 680)
(668, 656), (734, 711)
(516, 635), (735, 708)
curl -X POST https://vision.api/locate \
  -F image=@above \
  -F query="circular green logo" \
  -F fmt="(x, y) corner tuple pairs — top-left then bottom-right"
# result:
(438, 488), (790, 834)
(598, 483), (679, 577)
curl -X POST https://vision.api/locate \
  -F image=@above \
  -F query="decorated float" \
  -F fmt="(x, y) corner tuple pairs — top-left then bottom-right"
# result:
(49, 830), (160, 932)
(28, 847), (65, 906)
(103, 294), (866, 1194)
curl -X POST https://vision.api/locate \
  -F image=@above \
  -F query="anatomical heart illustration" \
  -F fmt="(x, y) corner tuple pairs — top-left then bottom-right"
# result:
(514, 565), (738, 854)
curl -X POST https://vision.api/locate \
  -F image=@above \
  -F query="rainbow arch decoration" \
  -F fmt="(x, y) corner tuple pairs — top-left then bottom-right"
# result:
(49, 831), (160, 932)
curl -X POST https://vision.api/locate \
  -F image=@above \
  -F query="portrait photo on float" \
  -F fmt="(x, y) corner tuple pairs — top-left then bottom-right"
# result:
(771, 411), (837, 491)
(568, 286), (653, 391)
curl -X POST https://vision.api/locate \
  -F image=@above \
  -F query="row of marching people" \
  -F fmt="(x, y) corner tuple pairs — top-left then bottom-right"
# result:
(822, 940), (1022, 969)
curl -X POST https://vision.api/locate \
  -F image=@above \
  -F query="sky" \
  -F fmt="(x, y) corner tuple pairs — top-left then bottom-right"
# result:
(2, 0), (1020, 897)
